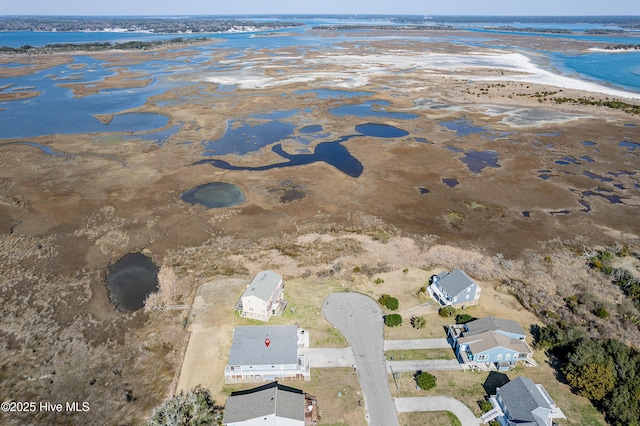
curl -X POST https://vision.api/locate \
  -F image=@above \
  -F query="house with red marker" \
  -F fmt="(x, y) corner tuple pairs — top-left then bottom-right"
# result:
(225, 325), (310, 383)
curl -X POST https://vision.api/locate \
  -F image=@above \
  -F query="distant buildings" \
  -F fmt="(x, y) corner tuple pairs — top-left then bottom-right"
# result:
(223, 381), (317, 426)
(225, 325), (310, 383)
(236, 270), (287, 322)
(428, 269), (481, 308)
(482, 376), (566, 425)
(448, 317), (536, 371)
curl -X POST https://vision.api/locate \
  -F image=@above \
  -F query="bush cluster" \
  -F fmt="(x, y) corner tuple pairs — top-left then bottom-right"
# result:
(378, 294), (399, 310)
(384, 314), (403, 327)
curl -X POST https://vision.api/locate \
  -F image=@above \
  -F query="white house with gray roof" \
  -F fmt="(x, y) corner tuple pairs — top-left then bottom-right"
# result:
(482, 376), (566, 426)
(428, 269), (480, 308)
(236, 270), (287, 322)
(225, 325), (310, 383)
(222, 381), (305, 426)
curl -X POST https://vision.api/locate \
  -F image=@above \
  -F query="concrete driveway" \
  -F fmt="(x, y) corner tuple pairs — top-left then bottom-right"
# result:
(395, 396), (481, 426)
(384, 338), (450, 350)
(322, 292), (399, 426)
(387, 359), (461, 373)
(300, 347), (355, 368)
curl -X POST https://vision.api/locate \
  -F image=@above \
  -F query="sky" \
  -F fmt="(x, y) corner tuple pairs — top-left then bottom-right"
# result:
(1, 0), (639, 16)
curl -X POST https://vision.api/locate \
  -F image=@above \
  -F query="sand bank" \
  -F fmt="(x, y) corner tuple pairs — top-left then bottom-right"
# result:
(204, 49), (640, 100)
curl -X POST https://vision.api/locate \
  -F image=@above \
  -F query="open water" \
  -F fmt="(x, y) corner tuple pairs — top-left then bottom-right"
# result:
(1, 17), (639, 140)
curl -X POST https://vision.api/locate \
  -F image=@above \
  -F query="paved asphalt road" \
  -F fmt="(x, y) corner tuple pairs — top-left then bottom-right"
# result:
(395, 396), (481, 426)
(322, 292), (399, 426)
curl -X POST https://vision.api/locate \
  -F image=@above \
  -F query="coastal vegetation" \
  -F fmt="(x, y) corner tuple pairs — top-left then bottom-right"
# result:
(415, 371), (437, 391)
(147, 385), (224, 426)
(0, 16), (303, 33)
(0, 38), (209, 54)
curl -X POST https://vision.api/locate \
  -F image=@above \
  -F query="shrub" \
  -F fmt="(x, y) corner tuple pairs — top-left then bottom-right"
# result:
(438, 306), (456, 317)
(374, 277), (384, 284)
(384, 314), (403, 327)
(385, 297), (399, 310)
(455, 313), (475, 324)
(415, 371), (437, 390)
(594, 307), (610, 319)
(479, 400), (493, 413)
(147, 385), (223, 426)
(378, 294), (390, 306)
(411, 316), (426, 329)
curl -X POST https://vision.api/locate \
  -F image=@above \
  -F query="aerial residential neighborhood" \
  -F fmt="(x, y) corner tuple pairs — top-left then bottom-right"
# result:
(172, 266), (577, 426)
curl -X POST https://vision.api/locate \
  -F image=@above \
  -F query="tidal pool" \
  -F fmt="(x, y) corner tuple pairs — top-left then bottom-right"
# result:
(180, 182), (246, 208)
(460, 150), (500, 174)
(106, 253), (159, 312)
(196, 123), (408, 178)
(329, 100), (418, 120)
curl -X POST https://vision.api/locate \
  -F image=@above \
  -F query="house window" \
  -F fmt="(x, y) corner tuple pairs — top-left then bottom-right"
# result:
(465, 294), (469, 300)
(505, 353), (511, 360)
(496, 354), (502, 360)
(477, 355), (489, 361)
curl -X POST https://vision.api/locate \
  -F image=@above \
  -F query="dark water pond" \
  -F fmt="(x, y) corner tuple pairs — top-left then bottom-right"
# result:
(299, 125), (324, 134)
(329, 100), (418, 120)
(355, 123), (409, 138)
(619, 140), (640, 151)
(583, 171), (613, 182)
(460, 150), (500, 174)
(202, 119), (296, 156)
(439, 117), (489, 136)
(442, 178), (459, 187)
(196, 123), (408, 178)
(180, 182), (246, 208)
(106, 253), (158, 312)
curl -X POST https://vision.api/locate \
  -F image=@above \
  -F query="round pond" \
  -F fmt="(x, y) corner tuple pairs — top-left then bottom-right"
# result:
(180, 182), (246, 208)
(106, 253), (159, 312)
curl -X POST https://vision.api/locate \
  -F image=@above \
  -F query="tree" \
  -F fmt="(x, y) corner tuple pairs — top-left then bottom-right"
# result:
(411, 316), (426, 329)
(563, 363), (615, 401)
(438, 306), (456, 317)
(415, 371), (437, 390)
(384, 314), (403, 327)
(147, 385), (223, 426)
(455, 313), (475, 324)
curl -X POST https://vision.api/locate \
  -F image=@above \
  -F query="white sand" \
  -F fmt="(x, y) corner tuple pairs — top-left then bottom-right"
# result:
(202, 49), (640, 100)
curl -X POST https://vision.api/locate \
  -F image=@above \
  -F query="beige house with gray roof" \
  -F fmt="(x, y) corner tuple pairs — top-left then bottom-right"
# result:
(236, 270), (287, 322)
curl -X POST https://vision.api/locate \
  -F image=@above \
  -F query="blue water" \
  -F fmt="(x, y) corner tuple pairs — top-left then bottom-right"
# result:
(2, 17), (640, 142)
(329, 100), (418, 120)
(551, 51), (640, 92)
(196, 122), (408, 178)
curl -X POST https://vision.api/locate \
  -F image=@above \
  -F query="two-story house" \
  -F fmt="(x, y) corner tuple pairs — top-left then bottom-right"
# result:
(236, 270), (287, 322)
(482, 376), (566, 425)
(427, 269), (480, 308)
(225, 325), (310, 383)
(448, 316), (536, 371)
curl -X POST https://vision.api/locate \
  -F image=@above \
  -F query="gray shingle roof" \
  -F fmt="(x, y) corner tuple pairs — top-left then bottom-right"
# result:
(223, 381), (304, 424)
(438, 269), (477, 297)
(465, 317), (526, 338)
(242, 270), (282, 303)
(497, 377), (553, 426)
(459, 330), (532, 355)
(228, 325), (299, 366)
